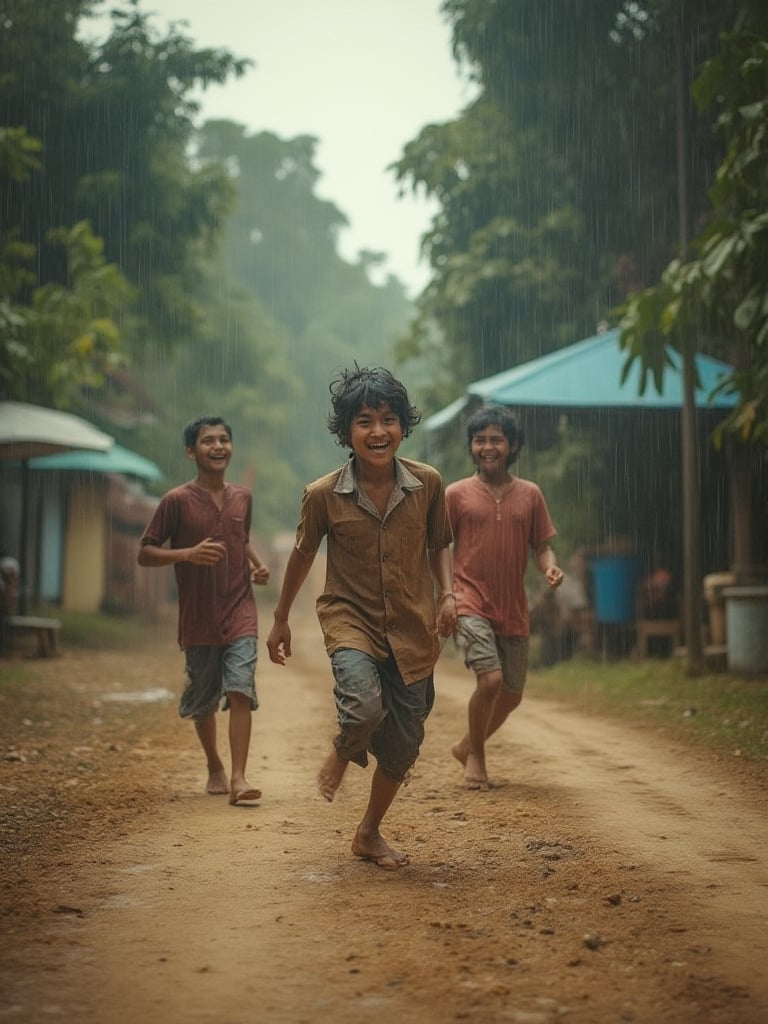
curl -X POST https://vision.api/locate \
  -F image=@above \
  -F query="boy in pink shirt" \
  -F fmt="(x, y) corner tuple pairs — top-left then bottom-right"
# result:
(446, 406), (564, 790)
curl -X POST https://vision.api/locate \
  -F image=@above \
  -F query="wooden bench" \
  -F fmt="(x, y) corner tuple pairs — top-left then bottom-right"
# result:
(4, 615), (62, 657)
(634, 618), (681, 658)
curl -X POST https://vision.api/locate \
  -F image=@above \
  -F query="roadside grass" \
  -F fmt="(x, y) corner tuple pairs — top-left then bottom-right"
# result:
(531, 653), (768, 763)
(48, 609), (168, 649)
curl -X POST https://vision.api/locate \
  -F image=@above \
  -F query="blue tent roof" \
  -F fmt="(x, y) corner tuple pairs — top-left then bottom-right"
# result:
(425, 329), (737, 432)
(29, 443), (163, 481)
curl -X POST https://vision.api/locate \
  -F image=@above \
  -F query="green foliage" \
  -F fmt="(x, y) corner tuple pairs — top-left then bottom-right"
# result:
(393, 0), (725, 384)
(112, 261), (301, 534)
(28, 223), (134, 407)
(194, 119), (414, 510)
(0, 126), (42, 182)
(1, 216), (134, 406)
(1, 0), (250, 365)
(392, 96), (596, 379)
(393, 0), (768, 422)
(2, 0), (418, 542)
(620, 21), (768, 449)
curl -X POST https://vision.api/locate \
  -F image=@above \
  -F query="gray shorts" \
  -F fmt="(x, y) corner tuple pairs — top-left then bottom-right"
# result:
(180, 636), (258, 719)
(330, 647), (435, 783)
(456, 615), (529, 695)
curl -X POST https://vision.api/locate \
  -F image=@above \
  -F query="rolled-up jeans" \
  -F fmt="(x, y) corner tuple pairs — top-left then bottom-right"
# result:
(330, 647), (435, 782)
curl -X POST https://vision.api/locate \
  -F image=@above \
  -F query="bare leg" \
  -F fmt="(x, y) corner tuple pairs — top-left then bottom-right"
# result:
(318, 747), (348, 802)
(485, 690), (522, 739)
(452, 674), (521, 788)
(452, 688), (522, 764)
(351, 765), (409, 870)
(194, 714), (229, 794)
(227, 691), (260, 802)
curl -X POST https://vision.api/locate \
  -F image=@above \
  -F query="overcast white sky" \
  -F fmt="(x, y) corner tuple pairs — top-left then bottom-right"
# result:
(84, 0), (475, 296)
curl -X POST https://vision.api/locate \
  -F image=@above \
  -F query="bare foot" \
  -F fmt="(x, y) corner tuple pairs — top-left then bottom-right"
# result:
(351, 828), (409, 870)
(317, 749), (348, 802)
(451, 738), (468, 767)
(206, 767), (229, 795)
(463, 751), (489, 791)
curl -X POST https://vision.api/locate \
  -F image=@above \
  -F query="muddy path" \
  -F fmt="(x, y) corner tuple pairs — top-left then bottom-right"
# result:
(1, 615), (767, 1023)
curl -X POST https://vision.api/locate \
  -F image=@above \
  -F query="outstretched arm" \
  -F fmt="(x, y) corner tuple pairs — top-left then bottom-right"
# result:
(266, 546), (316, 665)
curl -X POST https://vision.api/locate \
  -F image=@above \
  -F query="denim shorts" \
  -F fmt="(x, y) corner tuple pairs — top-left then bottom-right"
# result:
(180, 636), (258, 719)
(456, 616), (529, 695)
(330, 647), (435, 782)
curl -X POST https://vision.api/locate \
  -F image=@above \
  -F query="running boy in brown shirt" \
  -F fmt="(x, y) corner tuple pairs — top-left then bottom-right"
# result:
(267, 366), (456, 870)
(138, 416), (269, 805)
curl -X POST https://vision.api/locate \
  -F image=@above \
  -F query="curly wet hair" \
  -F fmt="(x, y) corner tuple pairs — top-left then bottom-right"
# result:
(327, 365), (422, 448)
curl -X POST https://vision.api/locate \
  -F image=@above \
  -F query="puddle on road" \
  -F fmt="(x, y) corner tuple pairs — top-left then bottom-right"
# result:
(100, 688), (175, 703)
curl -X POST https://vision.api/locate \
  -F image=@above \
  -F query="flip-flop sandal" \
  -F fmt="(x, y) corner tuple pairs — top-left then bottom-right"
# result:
(351, 841), (409, 870)
(229, 787), (262, 805)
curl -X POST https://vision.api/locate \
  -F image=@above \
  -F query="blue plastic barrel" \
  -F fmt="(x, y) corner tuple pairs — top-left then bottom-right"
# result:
(590, 555), (641, 624)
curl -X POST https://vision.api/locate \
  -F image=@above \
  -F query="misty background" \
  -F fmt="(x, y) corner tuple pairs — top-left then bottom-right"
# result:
(2, 0), (767, 585)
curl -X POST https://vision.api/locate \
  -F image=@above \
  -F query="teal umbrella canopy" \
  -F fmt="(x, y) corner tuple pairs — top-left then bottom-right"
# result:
(425, 329), (737, 433)
(472, 329), (736, 410)
(29, 443), (162, 481)
(0, 402), (116, 614)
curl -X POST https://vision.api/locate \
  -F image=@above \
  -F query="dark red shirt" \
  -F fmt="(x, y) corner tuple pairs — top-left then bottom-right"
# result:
(140, 481), (258, 648)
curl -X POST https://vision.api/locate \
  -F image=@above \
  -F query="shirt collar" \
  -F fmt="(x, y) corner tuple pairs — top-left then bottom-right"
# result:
(335, 454), (423, 495)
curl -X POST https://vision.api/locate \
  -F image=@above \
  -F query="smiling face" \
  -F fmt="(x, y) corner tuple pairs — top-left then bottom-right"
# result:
(470, 425), (518, 483)
(349, 403), (403, 474)
(186, 422), (233, 476)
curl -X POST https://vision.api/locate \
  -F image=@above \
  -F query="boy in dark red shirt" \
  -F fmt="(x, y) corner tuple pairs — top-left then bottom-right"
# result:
(138, 416), (269, 805)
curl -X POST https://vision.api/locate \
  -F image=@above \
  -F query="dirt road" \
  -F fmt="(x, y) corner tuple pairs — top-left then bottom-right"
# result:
(1, 615), (767, 1024)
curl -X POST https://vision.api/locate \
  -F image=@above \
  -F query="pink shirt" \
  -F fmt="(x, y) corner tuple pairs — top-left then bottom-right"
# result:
(140, 481), (258, 648)
(445, 474), (556, 637)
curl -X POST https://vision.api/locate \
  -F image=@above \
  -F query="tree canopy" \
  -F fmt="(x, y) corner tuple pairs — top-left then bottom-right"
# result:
(620, 12), (768, 450)
(1, 0), (415, 536)
(393, 0), (762, 398)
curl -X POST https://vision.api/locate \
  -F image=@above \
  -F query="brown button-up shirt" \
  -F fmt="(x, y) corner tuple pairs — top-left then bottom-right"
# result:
(295, 455), (453, 683)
